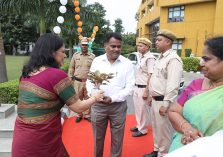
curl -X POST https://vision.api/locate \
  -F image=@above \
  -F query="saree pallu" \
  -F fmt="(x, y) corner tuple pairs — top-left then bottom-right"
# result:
(169, 85), (223, 152)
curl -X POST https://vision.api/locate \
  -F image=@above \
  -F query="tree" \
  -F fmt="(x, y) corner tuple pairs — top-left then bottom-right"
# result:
(0, 13), (38, 55)
(0, 0), (62, 35)
(113, 18), (124, 34)
(0, 24), (8, 83)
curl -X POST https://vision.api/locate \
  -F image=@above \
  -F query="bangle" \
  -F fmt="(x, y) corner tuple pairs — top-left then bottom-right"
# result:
(179, 121), (188, 131)
(90, 96), (97, 102)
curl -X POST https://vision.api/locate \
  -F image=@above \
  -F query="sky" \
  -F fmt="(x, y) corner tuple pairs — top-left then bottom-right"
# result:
(87, 0), (141, 33)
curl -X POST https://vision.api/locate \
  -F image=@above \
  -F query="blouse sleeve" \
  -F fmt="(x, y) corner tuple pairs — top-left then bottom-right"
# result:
(52, 69), (79, 106)
(177, 79), (203, 106)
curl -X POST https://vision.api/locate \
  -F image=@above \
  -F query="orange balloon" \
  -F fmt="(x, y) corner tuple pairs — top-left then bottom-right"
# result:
(93, 26), (99, 32)
(77, 27), (82, 33)
(75, 14), (80, 21)
(73, 0), (79, 7)
(75, 7), (80, 13)
(79, 35), (83, 40)
(77, 21), (82, 27)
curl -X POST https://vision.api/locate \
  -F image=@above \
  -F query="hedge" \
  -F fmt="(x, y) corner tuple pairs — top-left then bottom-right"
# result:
(182, 57), (200, 72)
(0, 80), (19, 104)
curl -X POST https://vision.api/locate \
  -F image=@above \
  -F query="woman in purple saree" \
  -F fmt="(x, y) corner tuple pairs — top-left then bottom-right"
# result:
(12, 34), (104, 157)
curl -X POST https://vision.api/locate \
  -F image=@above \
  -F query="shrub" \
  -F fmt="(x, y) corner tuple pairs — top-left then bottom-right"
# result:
(60, 60), (70, 73)
(182, 57), (200, 72)
(0, 80), (19, 104)
(185, 49), (192, 57)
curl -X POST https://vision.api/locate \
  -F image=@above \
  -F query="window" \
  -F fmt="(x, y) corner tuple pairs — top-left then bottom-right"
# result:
(141, 9), (146, 18)
(168, 6), (184, 22)
(148, 4), (154, 12)
(149, 21), (160, 48)
(172, 40), (183, 51)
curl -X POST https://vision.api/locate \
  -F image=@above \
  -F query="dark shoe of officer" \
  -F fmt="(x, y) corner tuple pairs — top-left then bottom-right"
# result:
(130, 127), (138, 132)
(84, 117), (91, 122)
(143, 151), (158, 157)
(75, 116), (82, 123)
(132, 131), (147, 137)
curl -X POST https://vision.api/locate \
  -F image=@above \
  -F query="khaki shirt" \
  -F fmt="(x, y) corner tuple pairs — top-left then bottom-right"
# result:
(135, 52), (156, 85)
(149, 49), (183, 106)
(68, 52), (95, 79)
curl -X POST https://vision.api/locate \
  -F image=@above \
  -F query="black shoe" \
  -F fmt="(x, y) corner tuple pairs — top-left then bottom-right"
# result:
(75, 116), (82, 123)
(130, 127), (138, 132)
(84, 117), (91, 122)
(132, 131), (147, 137)
(143, 151), (158, 157)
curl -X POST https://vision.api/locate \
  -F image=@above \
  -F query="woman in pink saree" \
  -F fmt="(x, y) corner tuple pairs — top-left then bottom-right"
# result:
(168, 36), (223, 152)
(12, 33), (104, 157)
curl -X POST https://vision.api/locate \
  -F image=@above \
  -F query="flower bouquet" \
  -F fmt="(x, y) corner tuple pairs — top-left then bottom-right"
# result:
(88, 70), (114, 89)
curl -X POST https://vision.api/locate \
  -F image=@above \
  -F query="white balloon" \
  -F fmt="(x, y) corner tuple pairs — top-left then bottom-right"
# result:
(57, 16), (64, 24)
(53, 26), (61, 34)
(60, 0), (67, 5)
(59, 6), (67, 14)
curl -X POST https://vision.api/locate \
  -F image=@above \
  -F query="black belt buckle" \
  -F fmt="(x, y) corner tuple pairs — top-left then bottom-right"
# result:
(135, 84), (147, 88)
(152, 96), (164, 101)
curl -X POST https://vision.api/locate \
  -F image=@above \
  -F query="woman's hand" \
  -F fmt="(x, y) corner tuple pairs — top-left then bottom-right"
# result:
(181, 128), (203, 145)
(91, 90), (104, 102)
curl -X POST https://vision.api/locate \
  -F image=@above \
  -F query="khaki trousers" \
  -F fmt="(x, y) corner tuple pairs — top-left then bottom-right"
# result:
(133, 87), (151, 134)
(67, 81), (90, 118)
(151, 99), (174, 157)
(91, 101), (127, 157)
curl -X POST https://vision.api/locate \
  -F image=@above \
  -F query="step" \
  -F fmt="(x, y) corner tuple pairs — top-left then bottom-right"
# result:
(0, 104), (15, 119)
(0, 138), (12, 157)
(0, 106), (17, 138)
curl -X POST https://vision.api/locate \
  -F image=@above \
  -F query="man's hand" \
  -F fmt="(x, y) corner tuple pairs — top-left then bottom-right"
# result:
(101, 96), (112, 104)
(159, 106), (168, 116)
(142, 90), (148, 100)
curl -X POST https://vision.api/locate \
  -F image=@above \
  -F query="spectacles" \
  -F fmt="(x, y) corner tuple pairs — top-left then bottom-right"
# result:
(82, 44), (88, 46)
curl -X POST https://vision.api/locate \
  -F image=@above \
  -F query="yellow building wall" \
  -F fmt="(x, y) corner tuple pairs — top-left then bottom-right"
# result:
(137, 0), (223, 57)
(159, 0), (214, 7)
(214, 0), (223, 35)
(137, 0), (160, 39)
(160, 1), (216, 56)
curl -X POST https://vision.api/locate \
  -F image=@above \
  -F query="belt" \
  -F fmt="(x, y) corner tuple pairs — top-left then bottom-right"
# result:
(72, 76), (87, 82)
(135, 84), (147, 88)
(152, 96), (164, 101)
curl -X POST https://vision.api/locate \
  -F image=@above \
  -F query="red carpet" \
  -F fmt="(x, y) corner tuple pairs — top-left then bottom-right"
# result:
(62, 115), (153, 157)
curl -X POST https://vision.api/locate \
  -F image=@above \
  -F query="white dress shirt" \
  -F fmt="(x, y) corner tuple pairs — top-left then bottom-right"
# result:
(86, 54), (135, 103)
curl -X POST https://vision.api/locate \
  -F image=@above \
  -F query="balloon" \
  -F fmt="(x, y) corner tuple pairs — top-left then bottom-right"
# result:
(79, 35), (83, 40)
(74, 1), (79, 7)
(77, 21), (83, 27)
(60, 0), (67, 5)
(93, 26), (99, 32)
(53, 26), (61, 34)
(57, 16), (64, 24)
(74, 7), (80, 13)
(59, 6), (67, 14)
(75, 14), (80, 20)
(77, 27), (82, 33)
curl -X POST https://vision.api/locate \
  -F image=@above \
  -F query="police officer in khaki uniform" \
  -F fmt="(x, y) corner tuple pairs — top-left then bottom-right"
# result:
(68, 37), (95, 123)
(130, 38), (156, 137)
(144, 29), (183, 157)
